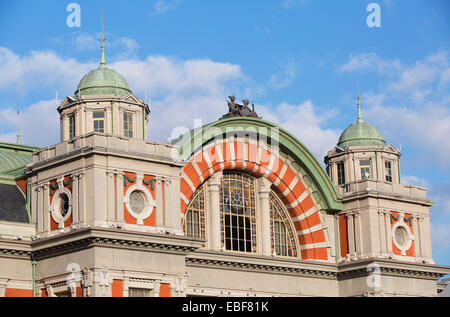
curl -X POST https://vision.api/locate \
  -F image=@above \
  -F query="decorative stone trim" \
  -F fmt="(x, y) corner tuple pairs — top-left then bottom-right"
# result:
(31, 228), (203, 260)
(123, 174), (156, 225)
(185, 256), (338, 279)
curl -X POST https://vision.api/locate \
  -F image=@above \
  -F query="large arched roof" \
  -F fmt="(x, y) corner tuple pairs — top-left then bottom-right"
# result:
(175, 117), (342, 212)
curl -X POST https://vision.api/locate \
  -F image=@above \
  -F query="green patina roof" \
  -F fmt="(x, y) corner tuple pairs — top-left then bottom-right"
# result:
(0, 142), (39, 181)
(337, 119), (385, 148)
(74, 66), (132, 97)
(74, 28), (132, 97)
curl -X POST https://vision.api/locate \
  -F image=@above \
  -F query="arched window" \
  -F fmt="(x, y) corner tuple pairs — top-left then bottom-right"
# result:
(219, 173), (257, 253)
(183, 186), (206, 238)
(270, 192), (298, 257)
(183, 172), (298, 258)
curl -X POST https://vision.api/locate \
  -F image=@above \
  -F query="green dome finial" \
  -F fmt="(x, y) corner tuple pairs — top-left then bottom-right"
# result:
(357, 72), (362, 122)
(337, 75), (386, 149)
(73, 10), (132, 97)
(100, 8), (106, 69)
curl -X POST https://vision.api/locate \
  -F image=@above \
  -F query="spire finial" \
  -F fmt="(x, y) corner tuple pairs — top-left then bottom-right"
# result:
(356, 72), (362, 122)
(16, 104), (21, 145)
(100, 8), (106, 68)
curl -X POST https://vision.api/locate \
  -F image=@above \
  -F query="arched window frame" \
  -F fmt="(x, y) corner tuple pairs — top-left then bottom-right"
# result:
(183, 171), (299, 258)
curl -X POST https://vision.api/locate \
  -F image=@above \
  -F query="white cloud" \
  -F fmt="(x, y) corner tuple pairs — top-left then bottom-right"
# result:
(342, 50), (450, 168)
(0, 48), (245, 146)
(256, 100), (341, 161)
(0, 99), (59, 147)
(268, 59), (297, 90)
(366, 102), (450, 168)
(431, 222), (450, 255)
(401, 175), (429, 188)
(0, 47), (337, 167)
(0, 47), (95, 94)
(151, 0), (183, 16)
(340, 52), (402, 75)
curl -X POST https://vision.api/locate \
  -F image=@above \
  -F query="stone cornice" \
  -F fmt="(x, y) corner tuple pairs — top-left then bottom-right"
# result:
(31, 226), (204, 260)
(341, 189), (433, 206)
(0, 239), (32, 259)
(28, 143), (183, 175)
(186, 250), (450, 281)
(337, 257), (450, 281)
(186, 249), (339, 279)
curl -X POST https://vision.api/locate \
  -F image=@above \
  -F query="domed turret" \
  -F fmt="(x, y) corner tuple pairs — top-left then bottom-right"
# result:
(74, 67), (132, 96)
(58, 12), (149, 142)
(337, 120), (385, 148)
(74, 12), (131, 97)
(337, 79), (385, 149)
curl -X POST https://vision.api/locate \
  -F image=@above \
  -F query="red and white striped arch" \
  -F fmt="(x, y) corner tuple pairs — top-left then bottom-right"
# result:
(179, 136), (330, 261)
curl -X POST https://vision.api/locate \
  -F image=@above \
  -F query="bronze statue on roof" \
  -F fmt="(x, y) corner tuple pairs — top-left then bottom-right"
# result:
(221, 96), (260, 119)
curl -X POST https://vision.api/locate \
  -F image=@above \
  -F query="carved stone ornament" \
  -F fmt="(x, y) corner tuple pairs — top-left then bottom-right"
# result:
(221, 96), (260, 119)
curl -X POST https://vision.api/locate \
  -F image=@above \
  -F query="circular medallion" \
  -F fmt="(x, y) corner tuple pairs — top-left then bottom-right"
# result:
(129, 190), (147, 214)
(394, 226), (408, 247)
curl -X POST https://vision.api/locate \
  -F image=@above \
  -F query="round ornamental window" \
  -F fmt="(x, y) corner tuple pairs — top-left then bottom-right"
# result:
(395, 226), (408, 247)
(230, 189), (243, 205)
(59, 194), (70, 217)
(129, 190), (147, 214)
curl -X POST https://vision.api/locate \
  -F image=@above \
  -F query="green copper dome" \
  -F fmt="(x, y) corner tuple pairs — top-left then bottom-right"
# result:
(74, 66), (132, 96)
(338, 119), (385, 148)
(74, 21), (132, 97)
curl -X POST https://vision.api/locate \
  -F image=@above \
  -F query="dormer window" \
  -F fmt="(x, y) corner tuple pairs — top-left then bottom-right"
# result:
(93, 111), (105, 133)
(123, 112), (133, 138)
(385, 161), (393, 182)
(360, 160), (371, 180)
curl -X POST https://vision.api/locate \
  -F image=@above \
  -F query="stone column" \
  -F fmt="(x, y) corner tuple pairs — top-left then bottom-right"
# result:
(354, 212), (363, 257)
(43, 183), (50, 232)
(385, 211), (393, 254)
(116, 172), (124, 224)
(37, 185), (44, 233)
(155, 178), (164, 229)
(378, 210), (386, 256)
(346, 213), (355, 256)
(165, 179), (182, 233)
(258, 177), (272, 256)
(208, 172), (222, 251)
(106, 171), (115, 222)
(72, 175), (79, 224)
(78, 172), (86, 224)
(412, 214), (420, 258)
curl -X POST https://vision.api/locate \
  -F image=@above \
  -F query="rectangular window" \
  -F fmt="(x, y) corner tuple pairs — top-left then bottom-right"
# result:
(385, 161), (392, 182)
(128, 288), (152, 297)
(360, 159), (371, 180)
(69, 114), (75, 139)
(93, 111), (105, 133)
(337, 162), (345, 185)
(123, 112), (133, 138)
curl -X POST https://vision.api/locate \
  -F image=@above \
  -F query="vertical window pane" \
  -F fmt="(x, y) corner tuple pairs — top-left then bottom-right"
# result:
(385, 161), (392, 182)
(337, 162), (345, 185)
(69, 115), (75, 139)
(123, 112), (133, 138)
(360, 160), (371, 180)
(93, 111), (105, 133)
(219, 173), (257, 253)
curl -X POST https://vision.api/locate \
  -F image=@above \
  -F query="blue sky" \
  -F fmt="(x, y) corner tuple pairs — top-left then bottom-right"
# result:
(0, 0), (449, 268)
